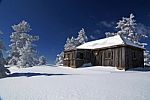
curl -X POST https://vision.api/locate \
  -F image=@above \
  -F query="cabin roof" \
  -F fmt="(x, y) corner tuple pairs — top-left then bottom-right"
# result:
(76, 35), (144, 50)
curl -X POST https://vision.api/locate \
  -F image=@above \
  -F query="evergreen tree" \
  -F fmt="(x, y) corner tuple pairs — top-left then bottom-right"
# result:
(55, 52), (64, 66)
(105, 32), (116, 38)
(0, 33), (10, 78)
(144, 50), (150, 66)
(38, 56), (46, 65)
(69, 37), (77, 50)
(64, 37), (71, 51)
(64, 37), (76, 51)
(116, 14), (137, 40)
(106, 14), (147, 45)
(56, 28), (88, 65)
(9, 20), (39, 68)
(76, 28), (88, 45)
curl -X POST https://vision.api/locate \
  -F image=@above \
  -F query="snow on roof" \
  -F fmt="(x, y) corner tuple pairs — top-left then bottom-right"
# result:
(76, 35), (144, 50)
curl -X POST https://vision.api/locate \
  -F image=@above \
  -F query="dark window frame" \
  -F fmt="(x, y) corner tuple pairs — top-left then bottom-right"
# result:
(105, 49), (112, 59)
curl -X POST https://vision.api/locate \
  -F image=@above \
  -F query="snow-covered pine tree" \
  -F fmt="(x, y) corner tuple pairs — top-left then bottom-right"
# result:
(17, 40), (38, 67)
(64, 36), (79, 51)
(105, 32), (116, 38)
(64, 28), (88, 51)
(38, 56), (46, 65)
(116, 14), (136, 38)
(57, 37), (72, 65)
(76, 28), (88, 45)
(135, 23), (148, 46)
(0, 33), (10, 78)
(56, 37), (74, 65)
(116, 13), (148, 45)
(0, 51), (10, 78)
(9, 20), (39, 68)
(56, 28), (88, 65)
(144, 50), (150, 66)
(64, 37), (71, 51)
(69, 37), (77, 50)
(105, 14), (139, 41)
(55, 52), (64, 66)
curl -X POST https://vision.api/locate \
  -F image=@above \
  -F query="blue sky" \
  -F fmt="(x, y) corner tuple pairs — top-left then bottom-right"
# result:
(0, 0), (150, 64)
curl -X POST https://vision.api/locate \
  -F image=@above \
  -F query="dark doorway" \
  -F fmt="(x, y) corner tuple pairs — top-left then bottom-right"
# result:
(96, 51), (102, 66)
(104, 50), (113, 66)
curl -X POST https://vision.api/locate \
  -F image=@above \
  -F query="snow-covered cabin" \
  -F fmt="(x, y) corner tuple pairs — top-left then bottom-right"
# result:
(63, 35), (144, 70)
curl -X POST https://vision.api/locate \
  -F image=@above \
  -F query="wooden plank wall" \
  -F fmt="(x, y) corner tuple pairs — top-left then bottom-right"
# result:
(63, 50), (76, 67)
(64, 46), (144, 69)
(75, 49), (91, 67)
(91, 47), (126, 69)
(125, 47), (144, 69)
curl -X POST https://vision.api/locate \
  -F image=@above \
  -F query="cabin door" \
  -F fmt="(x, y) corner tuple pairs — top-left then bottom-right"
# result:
(104, 50), (113, 66)
(115, 48), (122, 69)
(94, 51), (102, 66)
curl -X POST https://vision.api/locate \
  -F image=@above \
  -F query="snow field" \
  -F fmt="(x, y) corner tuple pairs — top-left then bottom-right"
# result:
(0, 66), (150, 100)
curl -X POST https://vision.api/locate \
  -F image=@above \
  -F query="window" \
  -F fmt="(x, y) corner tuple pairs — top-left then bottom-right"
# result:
(108, 52), (111, 58)
(105, 50), (112, 59)
(77, 52), (84, 59)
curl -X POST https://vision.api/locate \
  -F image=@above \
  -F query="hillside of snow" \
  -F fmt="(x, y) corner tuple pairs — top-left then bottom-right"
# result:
(0, 66), (150, 100)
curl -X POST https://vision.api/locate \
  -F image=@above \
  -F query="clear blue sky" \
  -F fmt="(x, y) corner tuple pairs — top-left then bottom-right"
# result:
(0, 0), (149, 64)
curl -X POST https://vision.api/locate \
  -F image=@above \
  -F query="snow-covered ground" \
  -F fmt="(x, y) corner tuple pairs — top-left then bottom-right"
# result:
(0, 66), (150, 100)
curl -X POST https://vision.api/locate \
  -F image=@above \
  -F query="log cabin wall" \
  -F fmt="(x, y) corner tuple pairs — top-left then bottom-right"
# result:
(63, 46), (144, 69)
(125, 46), (144, 69)
(75, 49), (91, 67)
(64, 49), (91, 68)
(91, 46), (144, 70)
(91, 46), (126, 69)
(63, 50), (76, 67)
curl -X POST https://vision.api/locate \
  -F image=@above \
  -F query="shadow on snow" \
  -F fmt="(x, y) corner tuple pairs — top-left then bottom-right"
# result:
(8, 72), (71, 77)
(127, 67), (150, 72)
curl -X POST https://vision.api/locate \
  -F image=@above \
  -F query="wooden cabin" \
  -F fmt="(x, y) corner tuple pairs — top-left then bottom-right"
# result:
(63, 35), (144, 70)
